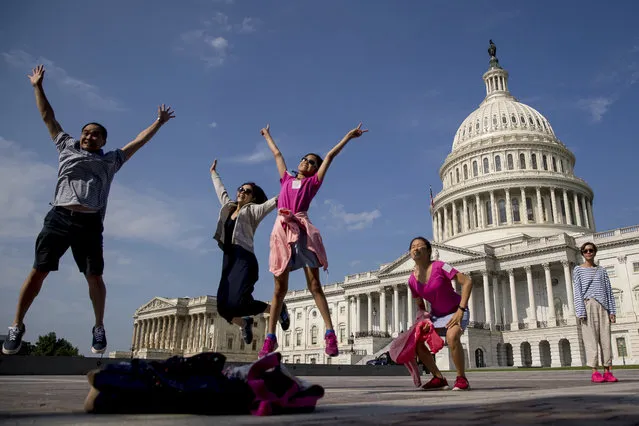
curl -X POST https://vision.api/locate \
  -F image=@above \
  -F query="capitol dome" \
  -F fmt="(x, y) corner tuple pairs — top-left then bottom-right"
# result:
(431, 41), (595, 246)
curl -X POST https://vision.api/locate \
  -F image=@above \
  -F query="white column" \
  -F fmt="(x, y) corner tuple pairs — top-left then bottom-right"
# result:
(581, 195), (590, 228)
(380, 289), (387, 334)
(393, 285), (400, 335)
(452, 202), (458, 235)
(137, 320), (144, 349)
(562, 261), (574, 316)
(346, 297), (351, 339)
(443, 205), (449, 239)
(462, 197), (469, 232)
(131, 322), (139, 351)
(482, 271), (493, 325)
(587, 198), (596, 231)
(505, 188), (512, 225)
(188, 315), (196, 351)
(543, 263), (556, 322)
(536, 187), (544, 223)
(475, 194), (483, 229)
(437, 210), (443, 241)
(573, 193), (582, 227)
(490, 191), (497, 226)
(492, 274), (501, 324)
(509, 269), (519, 328)
(356, 295), (362, 333)
(563, 189), (572, 225)
(367, 293), (372, 333)
(525, 266), (537, 326)
(171, 316), (179, 350)
(468, 277), (475, 321)
(550, 188), (559, 224)
(520, 187), (528, 224)
(406, 284), (414, 325)
(432, 214), (438, 242)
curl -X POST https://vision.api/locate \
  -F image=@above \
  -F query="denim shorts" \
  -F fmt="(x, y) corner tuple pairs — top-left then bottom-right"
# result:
(431, 309), (470, 336)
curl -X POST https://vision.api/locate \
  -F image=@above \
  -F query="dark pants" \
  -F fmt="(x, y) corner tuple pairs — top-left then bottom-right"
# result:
(33, 207), (104, 275)
(217, 245), (267, 323)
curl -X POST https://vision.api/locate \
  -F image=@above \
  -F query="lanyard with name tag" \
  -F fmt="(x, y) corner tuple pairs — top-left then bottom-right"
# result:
(291, 180), (302, 190)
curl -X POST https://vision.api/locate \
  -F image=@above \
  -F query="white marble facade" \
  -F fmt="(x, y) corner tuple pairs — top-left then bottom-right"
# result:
(131, 296), (266, 362)
(277, 44), (639, 368)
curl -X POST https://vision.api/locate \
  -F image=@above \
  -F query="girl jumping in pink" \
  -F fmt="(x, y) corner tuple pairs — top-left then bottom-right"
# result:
(258, 122), (368, 358)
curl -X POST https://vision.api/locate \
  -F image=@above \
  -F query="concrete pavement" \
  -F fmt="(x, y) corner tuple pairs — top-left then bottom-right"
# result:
(1, 369), (639, 425)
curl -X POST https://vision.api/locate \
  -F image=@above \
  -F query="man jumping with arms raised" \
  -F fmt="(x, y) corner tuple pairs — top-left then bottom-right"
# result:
(2, 65), (175, 355)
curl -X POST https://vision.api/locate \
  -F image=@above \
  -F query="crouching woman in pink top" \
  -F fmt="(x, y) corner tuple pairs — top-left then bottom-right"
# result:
(258, 122), (368, 359)
(408, 237), (473, 391)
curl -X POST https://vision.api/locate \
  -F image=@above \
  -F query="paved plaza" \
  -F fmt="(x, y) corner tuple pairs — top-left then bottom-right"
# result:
(1, 369), (638, 425)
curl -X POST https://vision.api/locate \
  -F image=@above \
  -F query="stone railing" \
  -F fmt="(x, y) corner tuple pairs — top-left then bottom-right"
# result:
(518, 322), (528, 330)
(344, 270), (378, 283)
(355, 331), (391, 339)
(494, 234), (570, 255)
(468, 321), (490, 330)
(592, 225), (639, 242)
(556, 319), (568, 327)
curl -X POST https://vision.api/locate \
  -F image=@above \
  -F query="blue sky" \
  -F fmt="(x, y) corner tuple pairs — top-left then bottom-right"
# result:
(1, 1), (637, 356)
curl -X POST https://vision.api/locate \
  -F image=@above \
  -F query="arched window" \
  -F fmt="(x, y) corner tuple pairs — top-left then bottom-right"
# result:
(532, 154), (538, 169)
(498, 199), (507, 224)
(495, 155), (502, 171)
(512, 197), (521, 222)
(542, 155), (548, 170)
(456, 168), (460, 183)
(485, 201), (493, 225)
(483, 158), (489, 173)
(449, 172), (453, 185)
(472, 161), (478, 177)
(507, 154), (514, 170)
(526, 197), (534, 221)
(463, 164), (468, 180)
(310, 326), (318, 345)
(552, 157), (557, 172)
(520, 153), (526, 169)
(502, 115), (507, 124)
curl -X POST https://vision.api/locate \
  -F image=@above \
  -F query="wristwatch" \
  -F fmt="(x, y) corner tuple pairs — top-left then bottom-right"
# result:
(458, 305), (467, 312)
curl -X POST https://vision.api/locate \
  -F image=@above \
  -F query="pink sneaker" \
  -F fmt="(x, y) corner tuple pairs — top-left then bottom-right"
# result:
(405, 359), (422, 388)
(452, 376), (470, 391)
(603, 371), (618, 382)
(591, 371), (605, 383)
(259, 336), (278, 359)
(325, 331), (338, 357)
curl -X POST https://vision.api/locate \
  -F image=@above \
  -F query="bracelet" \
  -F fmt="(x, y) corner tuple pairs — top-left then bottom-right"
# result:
(458, 305), (467, 312)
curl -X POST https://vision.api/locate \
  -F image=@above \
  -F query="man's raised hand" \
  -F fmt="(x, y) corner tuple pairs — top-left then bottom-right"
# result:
(260, 123), (270, 136)
(157, 104), (176, 124)
(210, 159), (217, 174)
(28, 65), (45, 87)
(345, 122), (368, 140)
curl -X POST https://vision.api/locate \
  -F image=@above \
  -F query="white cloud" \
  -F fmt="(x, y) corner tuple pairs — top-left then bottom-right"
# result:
(238, 17), (261, 34)
(577, 97), (614, 122)
(349, 260), (361, 267)
(2, 50), (125, 112)
(324, 200), (381, 231)
(0, 135), (208, 252)
(228, 142), (272, 164)
(209, 121), (218, 128)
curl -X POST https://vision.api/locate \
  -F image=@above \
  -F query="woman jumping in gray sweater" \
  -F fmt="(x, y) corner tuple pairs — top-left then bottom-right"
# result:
(210, 160), (290, 345)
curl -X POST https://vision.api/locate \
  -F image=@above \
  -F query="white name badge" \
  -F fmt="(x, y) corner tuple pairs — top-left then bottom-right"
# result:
(291, 180), (302, 189)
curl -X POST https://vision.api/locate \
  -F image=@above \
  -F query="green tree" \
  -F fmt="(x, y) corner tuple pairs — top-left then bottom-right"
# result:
(32, 332), (80, 356)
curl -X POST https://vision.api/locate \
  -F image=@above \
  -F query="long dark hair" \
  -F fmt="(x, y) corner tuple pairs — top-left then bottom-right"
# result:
(240, 182), (267, 204)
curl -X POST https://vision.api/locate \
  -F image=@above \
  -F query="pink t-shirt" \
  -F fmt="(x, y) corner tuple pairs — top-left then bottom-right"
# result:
(277, 172), (322, 214)
(408, 261), (460, 317)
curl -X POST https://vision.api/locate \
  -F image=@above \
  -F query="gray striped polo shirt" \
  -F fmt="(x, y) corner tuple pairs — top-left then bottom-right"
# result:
(51, 132), (126, 218)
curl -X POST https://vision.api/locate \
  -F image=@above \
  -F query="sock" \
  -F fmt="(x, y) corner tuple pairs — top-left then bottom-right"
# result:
(325, 329), (335, 336)
(267, 333), (277, 341)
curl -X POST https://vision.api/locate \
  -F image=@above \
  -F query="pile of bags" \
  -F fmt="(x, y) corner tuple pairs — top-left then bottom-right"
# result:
(84, 351), (324, 416)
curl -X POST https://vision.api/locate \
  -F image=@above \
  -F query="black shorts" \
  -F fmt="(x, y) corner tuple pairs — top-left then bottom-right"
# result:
(33, 207), (104, 275)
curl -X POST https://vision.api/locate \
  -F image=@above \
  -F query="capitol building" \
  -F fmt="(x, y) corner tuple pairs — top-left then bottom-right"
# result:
(129, 42), (639, 369)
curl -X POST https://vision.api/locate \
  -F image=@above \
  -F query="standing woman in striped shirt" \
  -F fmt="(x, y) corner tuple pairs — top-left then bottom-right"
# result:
(573, 242), (618, 383)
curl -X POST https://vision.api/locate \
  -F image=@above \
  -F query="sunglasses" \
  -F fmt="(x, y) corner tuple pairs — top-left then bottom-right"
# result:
(300, 157), (317, 167)
(237, 186), (253, 195)
(582, 249), (595, 254)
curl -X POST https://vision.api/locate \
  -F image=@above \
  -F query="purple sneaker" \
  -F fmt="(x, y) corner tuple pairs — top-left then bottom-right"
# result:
(325, 331), (338, 357)
(259, 336), (278, 359)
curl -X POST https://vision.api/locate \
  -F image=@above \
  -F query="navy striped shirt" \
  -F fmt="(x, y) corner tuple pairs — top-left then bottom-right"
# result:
(52, 132), (126, 217)
(572, 265), (616, 318)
